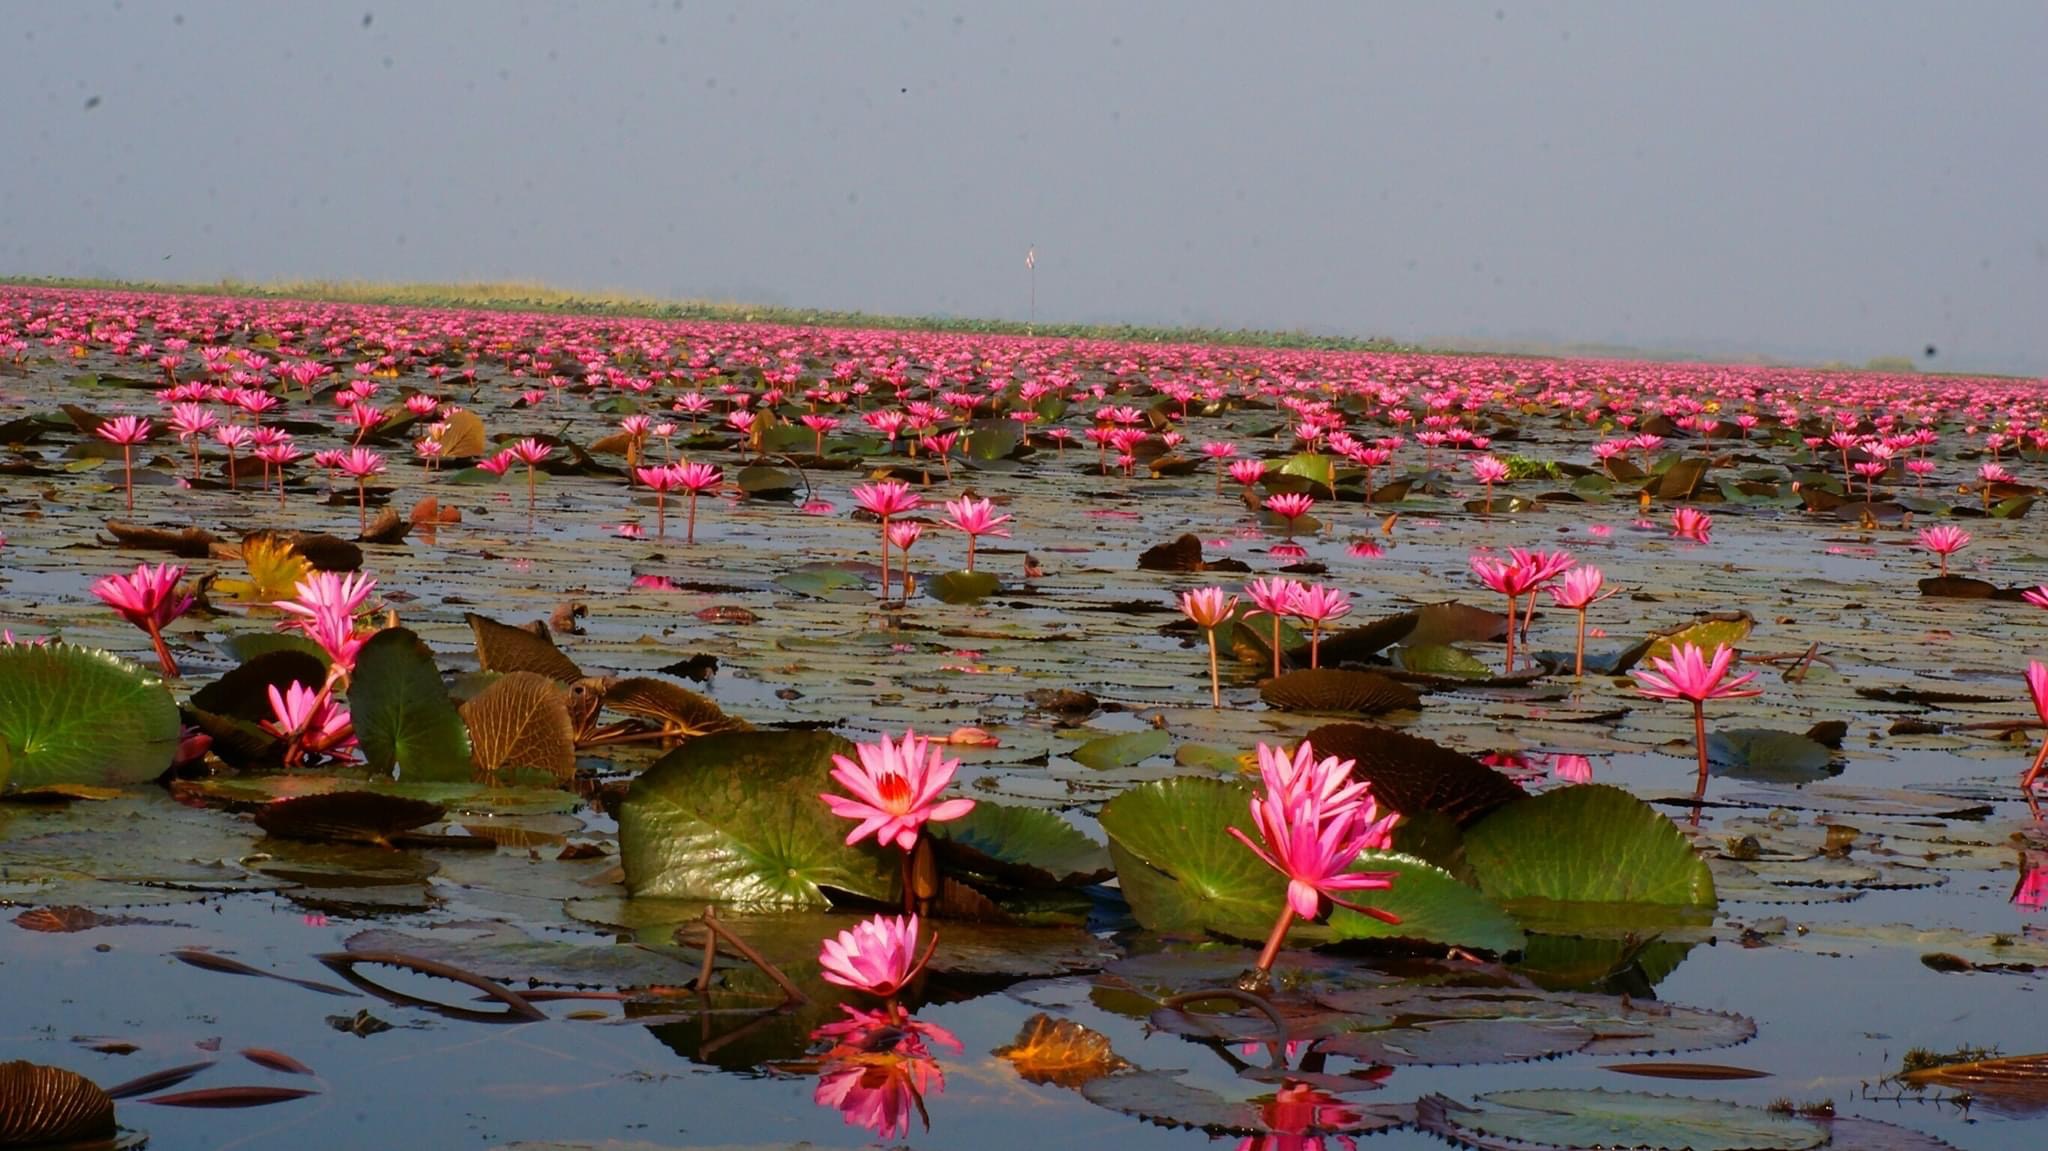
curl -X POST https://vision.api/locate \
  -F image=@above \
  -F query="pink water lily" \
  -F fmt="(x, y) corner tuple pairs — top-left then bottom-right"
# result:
(91, 562), (194, 676)
(274, 571), (378, 680)
(261, 681), (356, 767)
(1180, 586), (1240, 707)
(1548, 564), (1615, 676)
(95, 414), (152, 511)
(1916, 525), (1970, 577)
(2022, 661), (2048, 794)
(821, 727), (975, 853)
(941, 495), (1011, 572)
(1227, 739), (1400, 979)
(1635, 642), (1762, 814)
(818, 913), (937, 998)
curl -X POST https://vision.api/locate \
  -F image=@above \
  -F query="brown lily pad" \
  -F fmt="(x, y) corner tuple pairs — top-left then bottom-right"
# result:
(1303, 723), (1526, 826)
(0, 1060), (116, 1146)
(1260, 668), (1421, 715)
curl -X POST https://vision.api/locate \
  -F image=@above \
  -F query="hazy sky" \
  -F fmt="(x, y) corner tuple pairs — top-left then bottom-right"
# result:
(3, 2), (2044, 372)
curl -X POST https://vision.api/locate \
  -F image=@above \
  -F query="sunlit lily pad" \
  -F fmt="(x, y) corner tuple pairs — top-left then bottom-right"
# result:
(1070, 728), (1172, 770)
(616, 730), (896, 907)
(929, 801), (1113, 887)
(0, 644), (180, 792)
(1463, 785), (1716, 927)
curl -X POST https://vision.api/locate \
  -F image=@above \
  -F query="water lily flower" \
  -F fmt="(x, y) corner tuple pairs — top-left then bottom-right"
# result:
(818, 913), (937, 998)
(852, 480), (923, 597)
(1671, 505), (1712, 543)
(334, 447), (387, 534)
(821, 727), (975, 856)
(2022, 660), (2048, 794)
(1264, 492), (1315, 535)
(274, 571), (378, 680)
(91, 562), (193, 676)
(1634, 641), (1762, 812)
(941, 496), (1012, 572)
(1227, 739), (1400, 979)
(1547, 564), (1616, 677)
(1471, 453), (1510, 513)
(1916, 525), (1970, 578)
(1243, 576), (1305, 680)
(1288, 583), (1350, 668)
(1470, 553), (1543, 672)
(261, 681), (357, 767)
(94, 414), (152, 511)
(1180, 586), (1239, 707)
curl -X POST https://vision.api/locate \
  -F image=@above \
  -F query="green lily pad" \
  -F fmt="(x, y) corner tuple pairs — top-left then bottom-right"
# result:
(1278, 451), (1335, 491)
(216, 631), (333, 667)
(347, 628), (475, 783)
(1398, 644), (1495, 679)
(1418, 1089), (1827, 1151)
(616, 729), (897, 907)
(1643, 613), (1754, 665)
(927, 569), (1000, 604)
(1463, 784), (1716, 925)
(929, 801), (1112, 887)
(0, 644), (180, 792)
(1705, 729), (1837, 783)
(1071, 728), (1172, 770)
(1100, 777), (1523, 952)
(773, 565), (870, 602)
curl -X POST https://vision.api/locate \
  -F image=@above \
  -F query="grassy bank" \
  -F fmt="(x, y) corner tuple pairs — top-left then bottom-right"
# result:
(0, 275), (1422, 355)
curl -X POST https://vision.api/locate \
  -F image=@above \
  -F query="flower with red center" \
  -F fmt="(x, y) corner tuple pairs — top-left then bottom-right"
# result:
(818, 913), (937, 997)
(941, 496), (1012, 572)
(91, 562), (193, 676)
(1917, 525), (1971, 577)
(821, 728), (975, 852)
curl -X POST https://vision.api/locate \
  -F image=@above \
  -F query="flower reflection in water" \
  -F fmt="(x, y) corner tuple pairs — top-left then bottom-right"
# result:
(2014, 852), (2048, 912)
(1238, 1082), (1367, 1151)
(804, 1005), (959, 1140)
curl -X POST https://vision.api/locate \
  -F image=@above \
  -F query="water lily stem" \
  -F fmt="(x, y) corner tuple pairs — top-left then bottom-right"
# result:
(1573, 608), (1588, 678)
(1205, 629), (1221, 708)
(1254, 906), (1296, 977)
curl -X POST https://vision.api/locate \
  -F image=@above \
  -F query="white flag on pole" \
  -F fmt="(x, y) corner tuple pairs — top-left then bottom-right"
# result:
(1025, 247), (1036, 270)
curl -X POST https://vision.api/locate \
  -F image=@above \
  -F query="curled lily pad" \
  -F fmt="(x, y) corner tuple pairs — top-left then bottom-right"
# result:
(0, 1060), (116, 1146)
(1417, 1089), (1826, 1151)
(994, 1013), (1132, 1087)
(1899, 1051), (2048, 1115)
(1260, 668), (1420, 715)
(580, 676), (750, 741)
(189, 649), (328, 723)
(461, 671), (576, 782)
(0, 644), (181, 792)
(466, 613), (582, 683)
